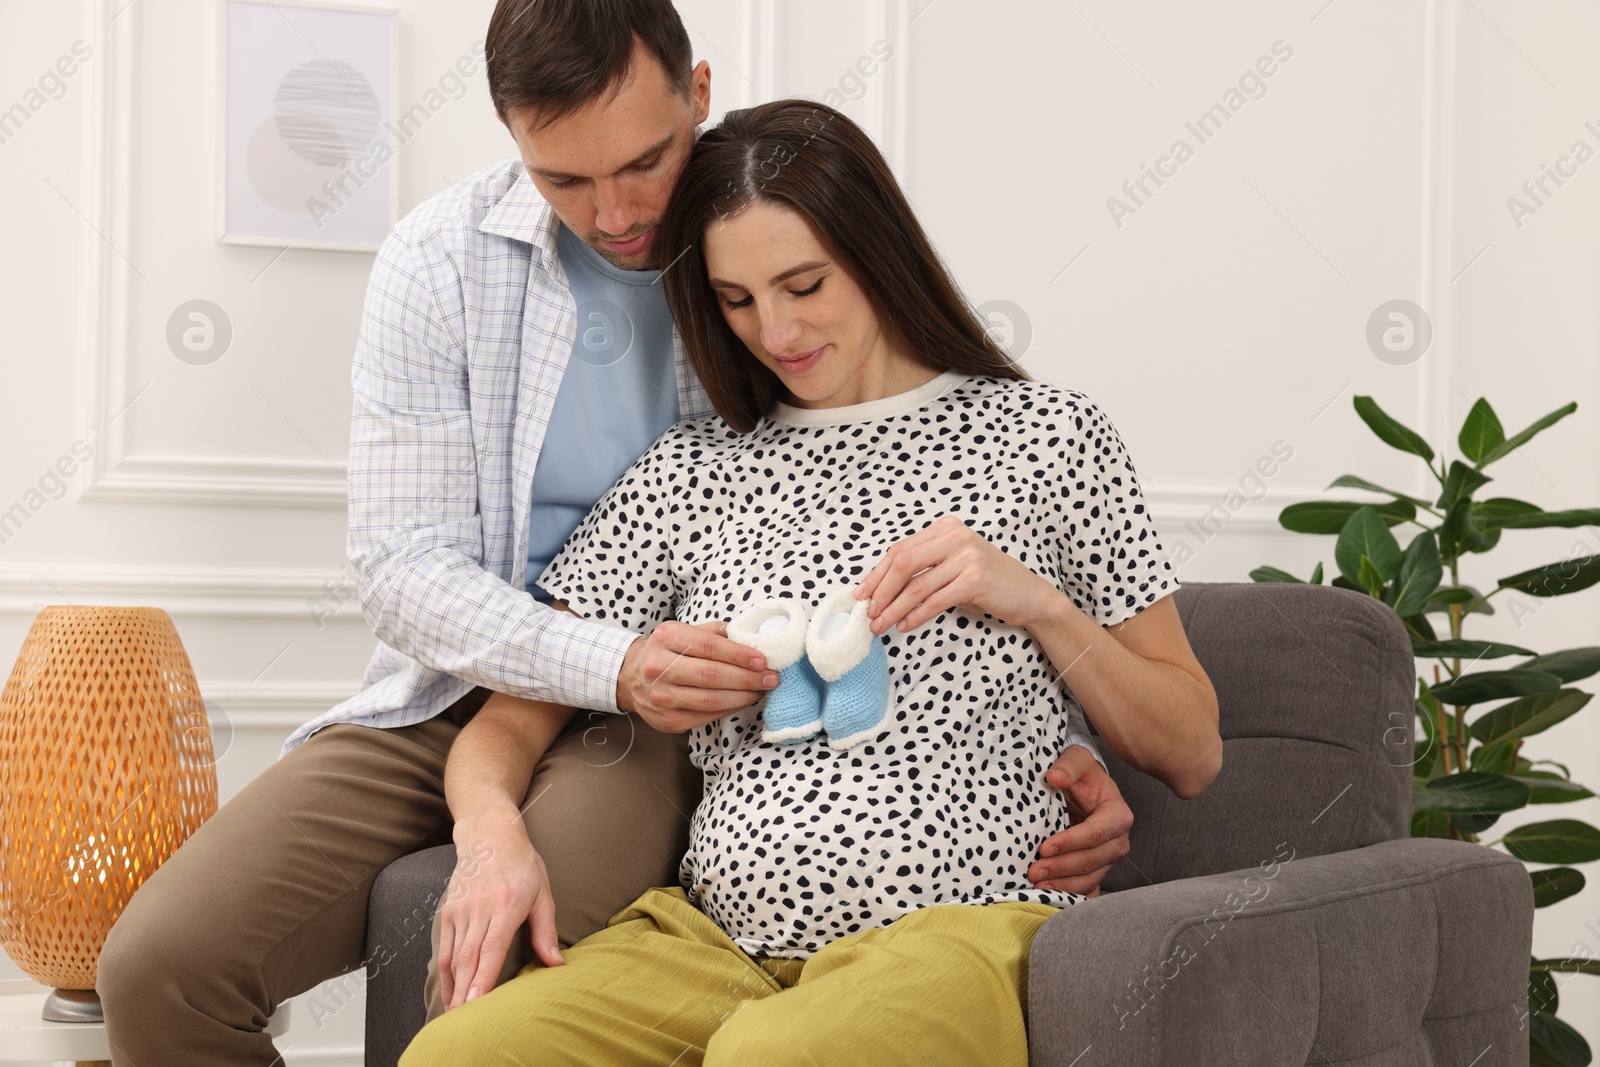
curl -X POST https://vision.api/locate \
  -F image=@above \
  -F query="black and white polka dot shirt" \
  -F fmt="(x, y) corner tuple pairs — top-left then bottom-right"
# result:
(538, 370), (1180, 958)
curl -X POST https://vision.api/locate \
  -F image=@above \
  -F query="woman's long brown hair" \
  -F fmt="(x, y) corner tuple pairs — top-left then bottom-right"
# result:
(657, 99), (1030, 433)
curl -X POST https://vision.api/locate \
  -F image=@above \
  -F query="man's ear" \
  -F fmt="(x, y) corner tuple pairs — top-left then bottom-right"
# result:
(690, 59), (711, 126)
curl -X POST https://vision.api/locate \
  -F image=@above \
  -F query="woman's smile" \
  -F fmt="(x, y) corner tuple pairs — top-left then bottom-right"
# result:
(773, 344), (827, 374)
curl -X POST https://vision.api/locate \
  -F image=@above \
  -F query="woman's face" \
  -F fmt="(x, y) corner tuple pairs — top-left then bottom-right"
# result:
(702, 200), (899, 408)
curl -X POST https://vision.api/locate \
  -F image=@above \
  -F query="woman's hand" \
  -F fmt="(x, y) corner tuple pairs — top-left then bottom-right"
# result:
(439, 813), (565, 1010)
(853, 515), (1054, 633)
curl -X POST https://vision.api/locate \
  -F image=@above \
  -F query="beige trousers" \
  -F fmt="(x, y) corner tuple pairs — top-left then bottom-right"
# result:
(96, 686), (701, 1067)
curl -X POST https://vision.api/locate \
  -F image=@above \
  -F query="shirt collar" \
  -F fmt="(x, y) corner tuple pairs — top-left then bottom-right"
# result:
(478, 161), (559, 273)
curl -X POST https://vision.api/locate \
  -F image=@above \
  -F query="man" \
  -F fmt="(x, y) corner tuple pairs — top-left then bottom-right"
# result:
(96, 2), (1134, 1062)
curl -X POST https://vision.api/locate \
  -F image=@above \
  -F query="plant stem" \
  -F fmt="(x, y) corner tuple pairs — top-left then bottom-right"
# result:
(1432, 663), (1454, 776)
(1448, 574), (1470, 774)
(1458, 585), (1508, 617)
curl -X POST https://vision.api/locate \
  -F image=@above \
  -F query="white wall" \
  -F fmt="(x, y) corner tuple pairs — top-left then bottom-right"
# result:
(0, 0), (1596, 1061)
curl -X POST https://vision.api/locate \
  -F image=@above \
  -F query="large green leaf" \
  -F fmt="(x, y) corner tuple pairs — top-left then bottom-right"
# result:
(1468, 688), (1591, 743)
(1326, 474), (1432, 507)
(1441, 495), (1501, 557)
(1515, 772), (1597, 805)
(1391, 531), (1442, 617)
(1521, 756), (1575, 779)
(1411, 807), (1452, 838)
(1250, 565), (1302, 584)
(1470, 737), (1518, 775)
(1529, 1009), (1591, 1067)
(1498, 556), (1600, 598)
(1412, 639), (1536, 659)
(1475, 497), (1543, 524)
(1530, 968), (1560, 1014)
(1358, 555), (1385, 599)
(1423, 585), (1495, 616)
(1400, 610), (1437, 643)
(1477, 401), (1578, 467)
(1410, 694), (1440, 779)
(1436, 459), (1493, 510)
(1412, 772), (1530, 813)
(1501, 820), (1600, 864)
(1354, 395), (1436, 464)
(1451, 810), (1500, 834)
(1519, 647), (1600, 684)
(1459, 397), (1507, 463)
(1280, 499), (1416, 535)
(1336, 506), (1403, 587)
(1532, 957), (1600, 978)
(1530, 867), (1586, 908)
(1496, 508), (1600, 529)
(1430, 669), (1562, 707)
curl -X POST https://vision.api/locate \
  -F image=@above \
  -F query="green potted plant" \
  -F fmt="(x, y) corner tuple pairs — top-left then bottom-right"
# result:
(1251, 395), (1600, 1066)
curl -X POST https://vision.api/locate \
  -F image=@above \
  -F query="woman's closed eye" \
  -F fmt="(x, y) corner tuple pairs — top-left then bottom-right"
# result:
(720, 276), (826, 311)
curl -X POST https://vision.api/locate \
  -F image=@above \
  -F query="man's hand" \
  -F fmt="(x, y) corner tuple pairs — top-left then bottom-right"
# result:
(1027, 745), (1134, 897)
(616, 619), (779, 732)
(438, 812), (564, 1010)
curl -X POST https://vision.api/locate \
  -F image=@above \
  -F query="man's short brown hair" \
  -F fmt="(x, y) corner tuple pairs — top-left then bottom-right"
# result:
(485, 0), (693, 131)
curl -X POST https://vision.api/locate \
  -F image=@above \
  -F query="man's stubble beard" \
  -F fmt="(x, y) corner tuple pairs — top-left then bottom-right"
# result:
(580, 214), (668, 270)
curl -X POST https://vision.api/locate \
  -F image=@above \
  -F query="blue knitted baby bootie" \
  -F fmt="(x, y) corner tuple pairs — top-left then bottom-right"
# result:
(728, 598), (825, 745)
(807, 588), (893, 751)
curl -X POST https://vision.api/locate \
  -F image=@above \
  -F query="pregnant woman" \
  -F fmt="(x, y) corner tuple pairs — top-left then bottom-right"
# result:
(402, 99), (1220, 1067)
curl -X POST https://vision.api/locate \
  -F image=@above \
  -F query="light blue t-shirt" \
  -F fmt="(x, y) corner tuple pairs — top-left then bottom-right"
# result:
(526, 223), (680, 603)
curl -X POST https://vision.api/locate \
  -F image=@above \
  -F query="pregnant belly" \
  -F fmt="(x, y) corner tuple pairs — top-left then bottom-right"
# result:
(682, 752), (1070, 953)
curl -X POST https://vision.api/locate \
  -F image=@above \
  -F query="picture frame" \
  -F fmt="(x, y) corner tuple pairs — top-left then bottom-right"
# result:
(216, 0), (399, 252)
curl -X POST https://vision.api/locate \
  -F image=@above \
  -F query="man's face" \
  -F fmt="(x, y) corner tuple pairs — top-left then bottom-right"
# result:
(501, 43), (711, 271)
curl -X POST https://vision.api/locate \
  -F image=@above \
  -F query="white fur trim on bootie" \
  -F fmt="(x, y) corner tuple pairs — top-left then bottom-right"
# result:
(805, 587), (876, 682)
(727, 598), (811, 670)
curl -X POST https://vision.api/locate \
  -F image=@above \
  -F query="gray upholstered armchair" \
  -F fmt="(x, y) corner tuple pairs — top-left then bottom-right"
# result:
(362, 581), (1534, 1066)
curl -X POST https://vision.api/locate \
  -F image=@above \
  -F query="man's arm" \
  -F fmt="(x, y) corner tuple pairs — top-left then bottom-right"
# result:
(346, 228), (637, 712)
(1023, 667), (1131, 900)
(348, 232), (768, 717)
(439, 686), (576, 1009)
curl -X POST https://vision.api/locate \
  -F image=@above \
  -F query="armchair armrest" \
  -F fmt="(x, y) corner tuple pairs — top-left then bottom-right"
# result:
(1027, 837), (1533, 1066)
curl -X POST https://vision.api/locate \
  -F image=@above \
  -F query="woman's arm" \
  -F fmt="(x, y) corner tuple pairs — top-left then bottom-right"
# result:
(439, 687), (576, 1008)
(852, 516), (1221, 801)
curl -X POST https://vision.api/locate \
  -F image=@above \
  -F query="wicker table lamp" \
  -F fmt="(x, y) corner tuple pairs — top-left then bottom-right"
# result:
(0, 606), (217, 1025)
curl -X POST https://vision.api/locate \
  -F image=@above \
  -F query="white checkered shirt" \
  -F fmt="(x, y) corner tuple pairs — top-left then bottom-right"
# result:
(280, 157), (717, 755)
(281, 155), (1105, 773)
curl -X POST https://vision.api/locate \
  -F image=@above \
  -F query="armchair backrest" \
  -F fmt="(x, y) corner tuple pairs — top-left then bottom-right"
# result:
(1099, 581), (1414, 893)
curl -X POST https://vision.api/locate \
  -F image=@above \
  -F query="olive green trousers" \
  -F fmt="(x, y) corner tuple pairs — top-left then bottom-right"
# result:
(400, 883), (1061, 1067)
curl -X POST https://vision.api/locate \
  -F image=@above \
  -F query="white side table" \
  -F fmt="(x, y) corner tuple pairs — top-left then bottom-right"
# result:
(0, 979), (290, 1065)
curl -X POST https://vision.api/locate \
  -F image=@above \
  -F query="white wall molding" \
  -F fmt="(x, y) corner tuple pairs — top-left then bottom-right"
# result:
(0, 561), (357, 618)
(201, 681), (359, 729)
(282, 1045), (363, 1067)
(867, 0), (910, 180)
(82, 453), (349, 507)
(740, 0), (778, 106)
(1153, 485), (1321, 533)
(1420, 0), (1459, 453)
(74, 0), (350, 511)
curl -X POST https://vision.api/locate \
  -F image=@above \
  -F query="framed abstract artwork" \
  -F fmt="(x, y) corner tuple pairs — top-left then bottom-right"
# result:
(217, 0), (399, 251)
